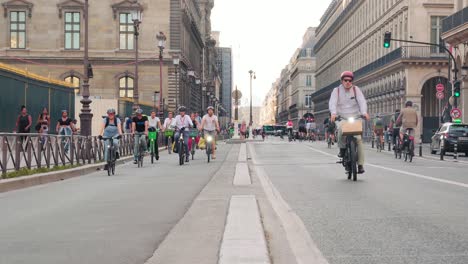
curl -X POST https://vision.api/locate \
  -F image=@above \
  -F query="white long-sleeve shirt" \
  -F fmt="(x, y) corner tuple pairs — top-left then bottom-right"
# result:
(174, 114), (193, 130)
(163, 117), (176, 129)
(329, 85), (367, 118)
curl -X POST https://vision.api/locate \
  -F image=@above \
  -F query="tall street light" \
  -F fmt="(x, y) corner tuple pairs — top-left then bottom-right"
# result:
(157, 32), (166, 118)
(172, 54), (180, 110)
(79, 0), (93, 136)
(132, 10), (142, 110)
(248, 70), (256, 127)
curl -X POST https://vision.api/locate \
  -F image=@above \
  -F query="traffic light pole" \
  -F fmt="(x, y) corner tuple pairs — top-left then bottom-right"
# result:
(388, 37), (460, 107)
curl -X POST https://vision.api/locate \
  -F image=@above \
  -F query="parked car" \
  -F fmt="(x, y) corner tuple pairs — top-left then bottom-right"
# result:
(430, 123), (468, 156)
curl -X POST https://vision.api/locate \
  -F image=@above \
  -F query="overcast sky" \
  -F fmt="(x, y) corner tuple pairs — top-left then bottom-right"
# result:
(211, 0), (332, 106)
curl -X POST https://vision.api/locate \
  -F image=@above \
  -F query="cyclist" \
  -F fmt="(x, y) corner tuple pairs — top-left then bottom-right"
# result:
(389, 109), (401, 150)
(324, 113), (336, 144)
(189, 112), (201, 151)
(329, 71), (369, 174)
(132, 108), (149, 164)
(396, 101), (418, 147)
(163, 111), (176, 150)
(286, 119), (293, 138)
(98, 108), (123, 170)
(200, 106), (220, 159)
(174, 106), (193, 162)
(298, 117), (307, 140)
(373, 114), (384, 149)
(148, 110), (163, 131)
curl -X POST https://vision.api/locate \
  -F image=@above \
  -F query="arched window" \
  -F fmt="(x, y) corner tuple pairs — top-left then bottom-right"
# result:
(64, 75), (80, 88)
(119, 76), (134, 98)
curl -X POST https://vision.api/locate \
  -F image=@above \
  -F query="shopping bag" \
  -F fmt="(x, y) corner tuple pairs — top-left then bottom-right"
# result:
(199, 137), (206, 150)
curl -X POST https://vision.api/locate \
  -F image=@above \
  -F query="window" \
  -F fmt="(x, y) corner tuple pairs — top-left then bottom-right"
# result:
(65, 12), (80, 50)
(305, 95), (312, 107)
(119, 76), (134, 98)
(119, 13), (134, 50)
(306, 75), (312, 87)
(10, 11), (26, 49)
(430, 16), (445, 53)
(64, 76), (80, 88)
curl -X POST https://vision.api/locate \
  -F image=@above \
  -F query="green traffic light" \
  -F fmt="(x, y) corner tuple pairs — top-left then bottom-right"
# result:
(454, 91), (460, 97)
(454, 119), (462, 124)
(384, 43), (390, 48)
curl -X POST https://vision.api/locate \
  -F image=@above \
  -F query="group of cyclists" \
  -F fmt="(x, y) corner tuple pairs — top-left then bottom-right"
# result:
(282, 71), (418, 175)
(285, 116), (318, 141)
(98, 105), (220, 170)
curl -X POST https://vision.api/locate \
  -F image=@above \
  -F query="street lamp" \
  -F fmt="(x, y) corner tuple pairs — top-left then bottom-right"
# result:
(249, 70), (256, 126)
(195, 78), (201, 112)
(156, 32), (166, 118)
(132, 9), (142, 110)
(79, 0), (93, 136)
(153, 91), (160, 112)
(172, 54), (180, 110)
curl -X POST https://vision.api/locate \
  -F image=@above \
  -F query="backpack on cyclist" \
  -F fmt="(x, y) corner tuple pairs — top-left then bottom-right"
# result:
(375, 118), (383, 128)
(104, 117), (118, 128)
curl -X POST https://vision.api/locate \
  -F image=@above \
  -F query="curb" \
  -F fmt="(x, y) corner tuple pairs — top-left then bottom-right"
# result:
(0, 147), (166, 193)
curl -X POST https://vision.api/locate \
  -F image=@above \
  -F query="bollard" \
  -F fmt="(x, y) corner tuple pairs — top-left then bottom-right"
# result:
(419, 135), (422, 157)
(454, 141), (458, 160)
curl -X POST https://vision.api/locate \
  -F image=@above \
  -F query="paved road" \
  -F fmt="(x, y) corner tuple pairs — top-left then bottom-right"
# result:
(0, 143), (232, 264)
(252, 138), (468, 264)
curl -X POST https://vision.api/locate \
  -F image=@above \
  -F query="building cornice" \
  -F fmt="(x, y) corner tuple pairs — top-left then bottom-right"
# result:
(57, 0), (84, 18)
(2, 0), (33, 18)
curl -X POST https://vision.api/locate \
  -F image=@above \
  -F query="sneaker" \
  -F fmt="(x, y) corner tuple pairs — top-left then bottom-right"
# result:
(133, 160), (137, 164)
(104, 164), (109, 170)
(185, 157), (190, 163)
(338, 148), (346, 158)
(358, 165), (365, 174)
(116, 152), (120, 159)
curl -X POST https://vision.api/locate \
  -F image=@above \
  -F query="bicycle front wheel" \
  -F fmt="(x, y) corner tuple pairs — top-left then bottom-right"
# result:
(349, 140), (358, 181)
(179, 141), (184, 165)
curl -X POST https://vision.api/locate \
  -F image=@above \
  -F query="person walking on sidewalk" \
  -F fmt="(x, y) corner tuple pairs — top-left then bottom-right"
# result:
(15, 105), (32, 142)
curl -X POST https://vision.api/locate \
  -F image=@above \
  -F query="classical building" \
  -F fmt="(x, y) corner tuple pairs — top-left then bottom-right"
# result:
(215, 45), (233, 127)
(312, 0), (455, 142)
(238, 106), (261, 128)
(0, 0), (217, 120)
(275, 27), (317, 126)
(260, 81), (278, 125)
(441, 1), (468, 123)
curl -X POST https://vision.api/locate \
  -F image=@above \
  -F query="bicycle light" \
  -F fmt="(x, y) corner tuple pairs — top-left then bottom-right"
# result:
(207, 136), (213, 142)
(348, 117), (355, 123)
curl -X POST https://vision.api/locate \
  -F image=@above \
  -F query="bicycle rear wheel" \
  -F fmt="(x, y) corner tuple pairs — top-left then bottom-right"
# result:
(409, 142), (414, 163)
(151, 140), (155, 164)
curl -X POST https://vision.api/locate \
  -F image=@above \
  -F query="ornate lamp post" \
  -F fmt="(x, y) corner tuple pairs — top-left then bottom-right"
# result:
(156, 32), (166, 117)
(79, 0), (93, 136)
(131, 9), (142, 110)
(172, 54), (180, 110)
(248, 70), (256, 126)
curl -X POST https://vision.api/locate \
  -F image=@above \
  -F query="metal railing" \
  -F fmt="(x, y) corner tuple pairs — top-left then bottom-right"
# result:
(0, 132), (164, 177)
(401, 46), (448, 59)
(442, 6), (468, 33)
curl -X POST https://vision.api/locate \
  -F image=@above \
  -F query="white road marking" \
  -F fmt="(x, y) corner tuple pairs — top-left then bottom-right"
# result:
(233, 163), (252, 186)
(307, 145), (468, 189)
(238, 143), (247, 162)
(218, 195), (270, 264)
(250, 144), (329, 264)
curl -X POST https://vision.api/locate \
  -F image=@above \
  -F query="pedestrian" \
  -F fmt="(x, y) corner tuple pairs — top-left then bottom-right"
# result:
(56, 110), (74, 152)
(35, 107), (50, 144)
(15, 105), (32, 142)
(240, 121), (247, 139)
(124, 116), (133, 134)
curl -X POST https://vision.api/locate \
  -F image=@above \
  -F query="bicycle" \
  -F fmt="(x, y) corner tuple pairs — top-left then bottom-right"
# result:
(148, 127), (159, 164)
(189, 128), (198, 160)
(134, 132), (146, 168)
(287, 128), (293, 142)
(177, 127), (186, 166)
(165, 129), (175, 154)
(394, 135), (402, 159)
(204, 132), (215, 163)
(402, 128), (415, 162)
(101, 135), (120, 176)
(327, 133), (333, 149)
(375, 132), (384, 152)
(336, 115), (364, 181)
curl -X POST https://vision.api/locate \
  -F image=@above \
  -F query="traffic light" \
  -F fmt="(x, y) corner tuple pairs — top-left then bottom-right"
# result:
(384, 32), (391, 48)
(454, 81), (461, 98)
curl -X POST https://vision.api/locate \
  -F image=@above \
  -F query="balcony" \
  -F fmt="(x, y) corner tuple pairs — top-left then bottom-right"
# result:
(442, 6), (468, 44)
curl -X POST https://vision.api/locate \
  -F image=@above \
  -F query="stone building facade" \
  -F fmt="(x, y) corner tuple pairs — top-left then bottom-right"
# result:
(312, 0), (455, 142)
(0, 0), (216, 117)
(441, 1), (468, 123)
(260, 81), (278, 126)
(275, 27), (317, 126)
(215, 46), (233, 126)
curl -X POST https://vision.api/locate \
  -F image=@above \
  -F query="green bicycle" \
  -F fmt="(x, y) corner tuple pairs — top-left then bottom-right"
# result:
(148, 127), (159, 164)
(165, 129), (175, 154)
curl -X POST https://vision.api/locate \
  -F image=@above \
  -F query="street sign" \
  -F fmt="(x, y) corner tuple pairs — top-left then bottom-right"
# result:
(436, 91), (444, 100)
(450, 108), (462, 119)
(436, 83), (445, 92)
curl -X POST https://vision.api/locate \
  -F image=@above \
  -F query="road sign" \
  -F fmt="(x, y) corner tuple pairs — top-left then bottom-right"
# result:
(436, 91), (444, 100)
(450, 108), (462, 119)
(436, 83), (445, 92)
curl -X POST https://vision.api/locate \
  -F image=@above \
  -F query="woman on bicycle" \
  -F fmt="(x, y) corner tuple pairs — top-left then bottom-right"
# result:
(55, 110), (75, 152)
(163, 111), (176, 149)
(98, 109), (123, 170)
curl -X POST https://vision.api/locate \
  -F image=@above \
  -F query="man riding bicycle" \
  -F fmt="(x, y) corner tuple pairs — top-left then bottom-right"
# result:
(298, 117), (307, 139)
(373, 114), (384, 148)
(132, 109), (149, 164)
(163, 111), (176, 150)
(389, 109), (401, 150)
(329, 71), (369, 174)
(174, 106), (193, 162)
(200, 106), (220, 159)
(396, 101), (418, 147)
(98, 108), (123, 170)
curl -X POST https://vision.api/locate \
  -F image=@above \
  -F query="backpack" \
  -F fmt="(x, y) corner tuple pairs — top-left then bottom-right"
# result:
(375, 118), (383, 127)
(105, 117), (117, 128)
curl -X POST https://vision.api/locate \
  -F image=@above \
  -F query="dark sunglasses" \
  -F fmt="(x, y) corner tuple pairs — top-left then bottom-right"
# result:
(342, 79), (353, 83)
